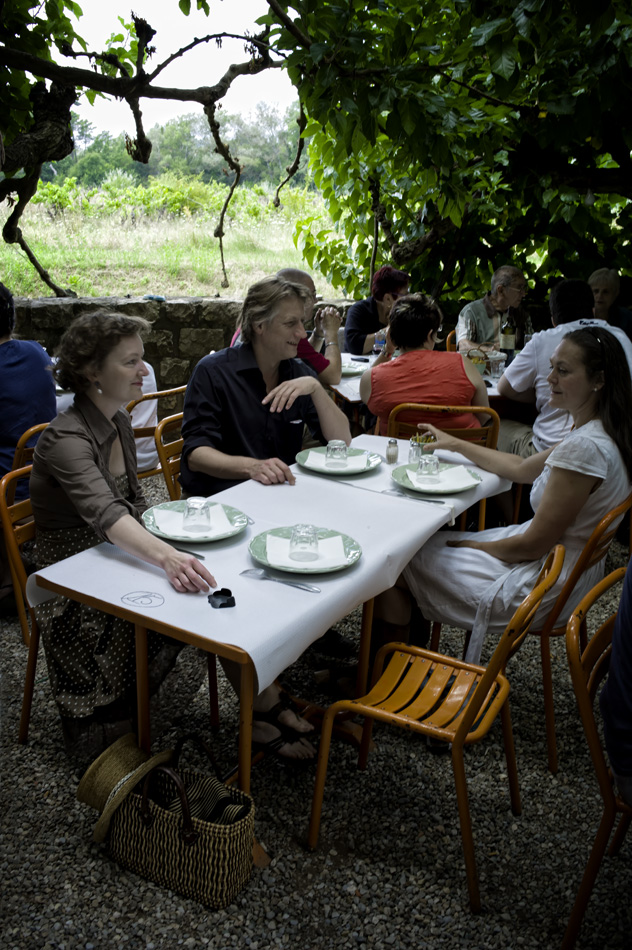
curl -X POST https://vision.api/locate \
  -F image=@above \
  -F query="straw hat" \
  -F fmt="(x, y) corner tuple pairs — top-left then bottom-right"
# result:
(77, 733), (173, 843)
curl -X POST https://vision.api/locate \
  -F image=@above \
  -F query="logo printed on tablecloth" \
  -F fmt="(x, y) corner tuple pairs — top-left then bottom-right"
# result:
(121, 591), (165, 608)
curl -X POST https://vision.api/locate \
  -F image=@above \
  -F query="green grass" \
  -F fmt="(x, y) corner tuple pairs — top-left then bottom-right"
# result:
(0, 198), (342, 300)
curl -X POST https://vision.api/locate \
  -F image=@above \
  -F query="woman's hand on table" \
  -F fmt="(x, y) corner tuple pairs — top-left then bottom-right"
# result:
(160, 547), (217, 593)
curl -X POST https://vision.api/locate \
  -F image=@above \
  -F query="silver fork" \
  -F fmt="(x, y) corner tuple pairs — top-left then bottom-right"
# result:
(239, 568), (320, 593)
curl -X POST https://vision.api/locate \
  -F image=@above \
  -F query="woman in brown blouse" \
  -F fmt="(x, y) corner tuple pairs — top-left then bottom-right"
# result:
(30, 312), (216, 766)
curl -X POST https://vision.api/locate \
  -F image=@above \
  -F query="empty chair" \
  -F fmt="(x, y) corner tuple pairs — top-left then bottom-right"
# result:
(154, 413), (184, 501)
(307, 546), (565, 912)
(561, 569), (632, 949)
(126, 383), (187, 480)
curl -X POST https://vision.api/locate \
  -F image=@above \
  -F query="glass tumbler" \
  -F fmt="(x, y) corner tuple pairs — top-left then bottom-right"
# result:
(183, 497), (211, 533)
(417, 455), (440, 479)
(288, 524), (319, 561)
(325, 439), (348, 468)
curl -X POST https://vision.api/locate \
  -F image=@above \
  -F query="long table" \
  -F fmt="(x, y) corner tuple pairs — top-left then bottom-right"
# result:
(30, 434), (509, 791)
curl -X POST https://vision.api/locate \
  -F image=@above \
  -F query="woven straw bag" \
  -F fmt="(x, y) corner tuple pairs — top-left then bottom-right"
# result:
(107, 737), (254, 909)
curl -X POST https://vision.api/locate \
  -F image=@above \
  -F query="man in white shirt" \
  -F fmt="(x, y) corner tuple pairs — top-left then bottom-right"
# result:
(497, 279), (632, 456)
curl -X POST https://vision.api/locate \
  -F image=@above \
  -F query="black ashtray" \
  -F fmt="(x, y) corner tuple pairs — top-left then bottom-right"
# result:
(208, 588), (235, 608)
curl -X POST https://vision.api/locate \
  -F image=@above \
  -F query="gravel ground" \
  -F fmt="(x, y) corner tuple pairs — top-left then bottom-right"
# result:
(2, 480), (630, 950)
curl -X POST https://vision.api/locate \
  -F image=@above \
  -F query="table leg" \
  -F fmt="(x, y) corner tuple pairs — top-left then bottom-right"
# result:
(355, 598), (374, 696)
(238, 661), (255, 794)
(135, 623), (151, 752)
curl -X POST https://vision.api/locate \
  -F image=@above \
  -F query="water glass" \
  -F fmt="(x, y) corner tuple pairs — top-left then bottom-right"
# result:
(325, 439), (348, 468)
(288, 524), (319, 562)
(489, 355), (506, 379)
(417, 455), (440, 479)
(183, 497), (211, 533)
(408, 438), (423, 464)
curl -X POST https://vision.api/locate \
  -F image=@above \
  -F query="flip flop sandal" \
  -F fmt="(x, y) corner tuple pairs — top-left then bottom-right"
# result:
(252, 733), (316, 765)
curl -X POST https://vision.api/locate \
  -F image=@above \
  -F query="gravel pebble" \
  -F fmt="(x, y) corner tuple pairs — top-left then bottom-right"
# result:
(1, 478), (630, 948)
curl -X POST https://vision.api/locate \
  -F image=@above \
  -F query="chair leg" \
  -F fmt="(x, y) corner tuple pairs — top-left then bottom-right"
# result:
(358, 717), (374, 771)
(207, 654), (220, 732)
(307, 705), (338, 850)
(451, 743), (481, 912)
(477, 498), (487, 531)
(500, 699), (521, 815)
(430, 621), (442, 652)
(608, 812), (630, 856)
(18, 622), (40, 743)
(540, 635), (558, 773)
(561, 809), (617, 950)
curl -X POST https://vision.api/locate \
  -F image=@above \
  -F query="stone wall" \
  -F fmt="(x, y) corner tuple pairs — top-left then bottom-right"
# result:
(14, 295), (242, 391)
(13, 295), (352, 393)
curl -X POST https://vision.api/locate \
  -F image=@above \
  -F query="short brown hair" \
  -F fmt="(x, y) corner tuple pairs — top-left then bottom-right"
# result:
(239, 277), (310, 343)
(54, 311), (151, 393)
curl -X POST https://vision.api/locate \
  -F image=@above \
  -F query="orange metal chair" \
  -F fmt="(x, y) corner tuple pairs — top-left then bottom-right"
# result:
(387, 403), (500, 532)
(561, 569), (632, 949)
(6, 423), (49, 504)
(529, 491), (632, 774)
(445, 328), (457, 352)
(126, 385), (187, 481)
(154, 413), (184, 501)
(0, 466), (41, 742)
(125, 384), (187, 417)
(307, 546), (565, 912)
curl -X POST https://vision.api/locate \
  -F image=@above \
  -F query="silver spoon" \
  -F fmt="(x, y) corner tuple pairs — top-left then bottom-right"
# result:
(239, 568), (320, 593)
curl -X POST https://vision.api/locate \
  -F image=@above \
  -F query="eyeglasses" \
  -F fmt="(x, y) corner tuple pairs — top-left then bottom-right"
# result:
(508, 283), (527, 294)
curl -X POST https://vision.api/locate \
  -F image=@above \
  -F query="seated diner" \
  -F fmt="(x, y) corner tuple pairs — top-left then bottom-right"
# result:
(359, 293), (490, 436)
(375, 327), (632, 662)
(29, 312), (217, 767)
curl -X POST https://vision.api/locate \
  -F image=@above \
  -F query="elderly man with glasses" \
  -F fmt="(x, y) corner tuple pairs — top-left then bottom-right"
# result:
(456, 265), (533, 355)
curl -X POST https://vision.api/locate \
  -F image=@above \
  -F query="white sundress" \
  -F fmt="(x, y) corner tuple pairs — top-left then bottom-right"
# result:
(403, 420), (631, 663)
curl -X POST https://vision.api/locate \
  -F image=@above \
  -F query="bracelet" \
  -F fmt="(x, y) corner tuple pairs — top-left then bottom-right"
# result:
(324, 341), (339, 348)
(312, 331), (324, 340)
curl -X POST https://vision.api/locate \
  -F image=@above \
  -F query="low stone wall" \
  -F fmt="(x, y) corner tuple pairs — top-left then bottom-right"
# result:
(14, 295), (243, 391)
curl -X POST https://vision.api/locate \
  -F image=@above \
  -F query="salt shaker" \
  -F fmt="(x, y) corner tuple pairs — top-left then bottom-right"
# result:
(386, 438), (399, 465)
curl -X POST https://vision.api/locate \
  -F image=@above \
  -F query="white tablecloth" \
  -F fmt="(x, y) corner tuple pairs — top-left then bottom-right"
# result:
(31, 435), (509, 694)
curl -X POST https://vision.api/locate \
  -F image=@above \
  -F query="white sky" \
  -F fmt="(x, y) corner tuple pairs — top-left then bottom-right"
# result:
(65, 0), (297, 136)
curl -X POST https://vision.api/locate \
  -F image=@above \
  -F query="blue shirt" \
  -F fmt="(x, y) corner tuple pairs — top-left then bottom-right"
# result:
(0, 339), (56, 499)
(180, 343), (322, 496)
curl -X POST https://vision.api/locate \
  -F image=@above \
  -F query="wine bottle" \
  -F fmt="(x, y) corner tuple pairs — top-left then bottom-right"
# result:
(500, 314), (516, 365)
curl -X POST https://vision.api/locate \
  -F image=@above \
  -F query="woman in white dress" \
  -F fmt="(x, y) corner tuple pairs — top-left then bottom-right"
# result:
(379, 326), (632, 663)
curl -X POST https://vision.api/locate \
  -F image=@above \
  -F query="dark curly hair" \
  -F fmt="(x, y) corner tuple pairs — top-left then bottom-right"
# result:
(0, 282), (16, 336)
(54, 311), (151, 393)
(563, 326), (632, 480)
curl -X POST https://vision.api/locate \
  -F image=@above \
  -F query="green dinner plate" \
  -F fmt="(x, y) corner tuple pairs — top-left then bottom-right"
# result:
(340, 362), (367, 376)
(248, 526), (362, 574)
(295, 446), (382, 475)
(143, 500), (249, 542)
(391, 463), (482, 495)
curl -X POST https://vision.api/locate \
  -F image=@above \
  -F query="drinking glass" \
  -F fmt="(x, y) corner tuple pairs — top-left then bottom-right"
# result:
(183, 497), (211, 533)
(489, 355), (506, 379)
(288, 524), (319, 561)
(325, 439), (348, 468)
(417, 455), (440, 479)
